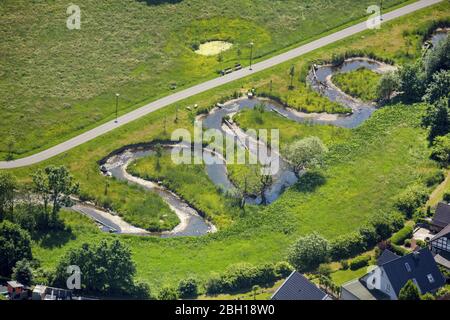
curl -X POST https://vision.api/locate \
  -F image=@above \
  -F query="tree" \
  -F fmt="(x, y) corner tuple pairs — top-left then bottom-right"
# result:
(398, 63), (426, 102)
(430, 134), (450, 167)
(285, 137), (328, 176)
(158, 286), (178, 300)
(423, 70), (450, 104)
(422, 98), (450, 140)
(377, 71), (399, 101)
(288, 233), (329, 272)
(0, 221), (32, 276)
(398, 280), (421, 300)
(32, 166), (79, 224)
(0, 172), (16, 220)
(424, 36), (450, 79)
(53, 240), (136, 295)
(177, 277), (198, 299)
(289, 65), (295, 89)
(12, 259), (33, 286)
(394, 184), (429, 218)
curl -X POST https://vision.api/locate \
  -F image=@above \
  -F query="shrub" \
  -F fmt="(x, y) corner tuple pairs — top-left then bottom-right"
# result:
(390, 225), (414, 245)
(341, 260), (349, 270)
(370, 212), (404, 241)
(389, 243), (410, 256)
(394, 184), (430, 217)
(404, 239), (412, 248)
(444, 192), (450, 203)
(416, 239), (427, 248)
(329, 233), (366, 260)
(158, 287), (178, 300)
(177, 277), (198, 299)
(205, 263), (280, 295)
(288, 233), (329, 272)
(349, 255), (370, 270)
(274, 261), (294, 278)
(424, 169), (445, 187)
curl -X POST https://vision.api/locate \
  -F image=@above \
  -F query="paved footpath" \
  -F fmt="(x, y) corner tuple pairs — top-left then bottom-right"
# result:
(0, 0), (442, 169)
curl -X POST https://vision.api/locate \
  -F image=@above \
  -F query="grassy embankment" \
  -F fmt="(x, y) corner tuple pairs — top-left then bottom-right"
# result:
(3, 3), (449, 292)
(0, 0), (411, 160)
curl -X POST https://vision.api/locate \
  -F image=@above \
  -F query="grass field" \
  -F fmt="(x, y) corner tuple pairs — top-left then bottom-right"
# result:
(0, 0), (410, 160)
(2, 2), (448, 294)
(332, 68), (382, 102)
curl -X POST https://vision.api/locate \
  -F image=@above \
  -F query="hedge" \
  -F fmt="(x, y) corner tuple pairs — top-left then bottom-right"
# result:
(390, 225), (414, 245)
(205, 262), (292, 295)
(349, 255), (371, 270)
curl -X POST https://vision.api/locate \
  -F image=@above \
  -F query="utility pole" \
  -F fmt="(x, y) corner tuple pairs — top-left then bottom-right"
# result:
(249, 42), (254, 71)
(115, 93), (120, 123)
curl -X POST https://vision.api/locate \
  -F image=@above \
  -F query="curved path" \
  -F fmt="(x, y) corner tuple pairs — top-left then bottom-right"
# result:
(0, 0), (441, 169)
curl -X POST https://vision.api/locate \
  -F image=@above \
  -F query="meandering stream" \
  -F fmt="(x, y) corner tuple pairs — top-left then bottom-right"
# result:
(72, 58), (398, 237)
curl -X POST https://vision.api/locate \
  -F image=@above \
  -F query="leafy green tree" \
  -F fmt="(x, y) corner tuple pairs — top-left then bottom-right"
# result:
(54, 240), (136, 295)
(285, 137), (328, 177)
(0, 172), (16, 220)
(289, 65), (295, 89)
(398, 63), (426, 102)
(12, 259), (33, 286)
(423, 70), (450, 104)
(431, 134), (450, 167)
(424, 36), (450, 79)
(377, 71), (399, 101)
(398, 280), (421, 300)
(288, 232), (329, 272)
(32, 166), (79, 223)
(158, 286), (178, 300)
(422, 98), (450, 141)
(177, 277), (198, 299)
(0, 221), (32, 276)
(394, 184), (429, 218)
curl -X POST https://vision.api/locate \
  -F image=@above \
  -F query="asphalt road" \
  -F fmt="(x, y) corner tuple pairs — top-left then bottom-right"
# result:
(0, 0), (442, 169)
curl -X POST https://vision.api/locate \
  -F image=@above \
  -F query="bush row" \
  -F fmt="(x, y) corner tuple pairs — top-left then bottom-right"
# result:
(349, 255), (371, 270)
(328, 212), (404, 261)
(390, 224), (414, 245)
(205, 261), (293, 295)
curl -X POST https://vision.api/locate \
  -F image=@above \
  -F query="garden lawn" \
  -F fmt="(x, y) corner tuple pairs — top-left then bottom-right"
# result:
(332, 68), (382, 102)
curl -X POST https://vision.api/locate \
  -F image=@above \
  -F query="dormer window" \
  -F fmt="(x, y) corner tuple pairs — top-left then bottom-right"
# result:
(427, 274), (435, 283)
(405, 262), (412, 272)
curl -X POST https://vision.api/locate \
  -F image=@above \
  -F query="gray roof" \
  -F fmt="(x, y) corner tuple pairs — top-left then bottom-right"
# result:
(434, 254), (450, 269)
(6, 281), (23, 288)
(341, 279), (390, 300)
(377, 249), (400, 266)
(271, 271), (329, 300)
(381, 248), (445, 296)
(431, 223), (450, 242)
(432, 202), (450, 229)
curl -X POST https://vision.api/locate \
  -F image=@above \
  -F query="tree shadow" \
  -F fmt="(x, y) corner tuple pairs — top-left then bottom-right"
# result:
(138, 0), (183, 5)
(295, 171), (326, 193)
(32, 226), (76, 249)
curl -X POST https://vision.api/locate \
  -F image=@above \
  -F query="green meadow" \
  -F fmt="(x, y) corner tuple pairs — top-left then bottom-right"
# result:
(1, 2), (448, 293)
(1, 0), (409, 159)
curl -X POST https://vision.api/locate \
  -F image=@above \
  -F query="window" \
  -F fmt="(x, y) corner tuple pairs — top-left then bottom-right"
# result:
(405, 262), (412, 272)
(427, 274), (435, 284)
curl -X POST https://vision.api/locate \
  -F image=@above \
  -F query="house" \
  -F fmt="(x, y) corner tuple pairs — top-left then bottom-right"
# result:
(341, 248), (445, 300)
(431, 202), (450, 233)
(430, 223), (450, 270)
(271, 271), (330, 300)
(43, 287), (73, 300)
(7, 281), (27, 300)
(32, 285), (47, 300)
